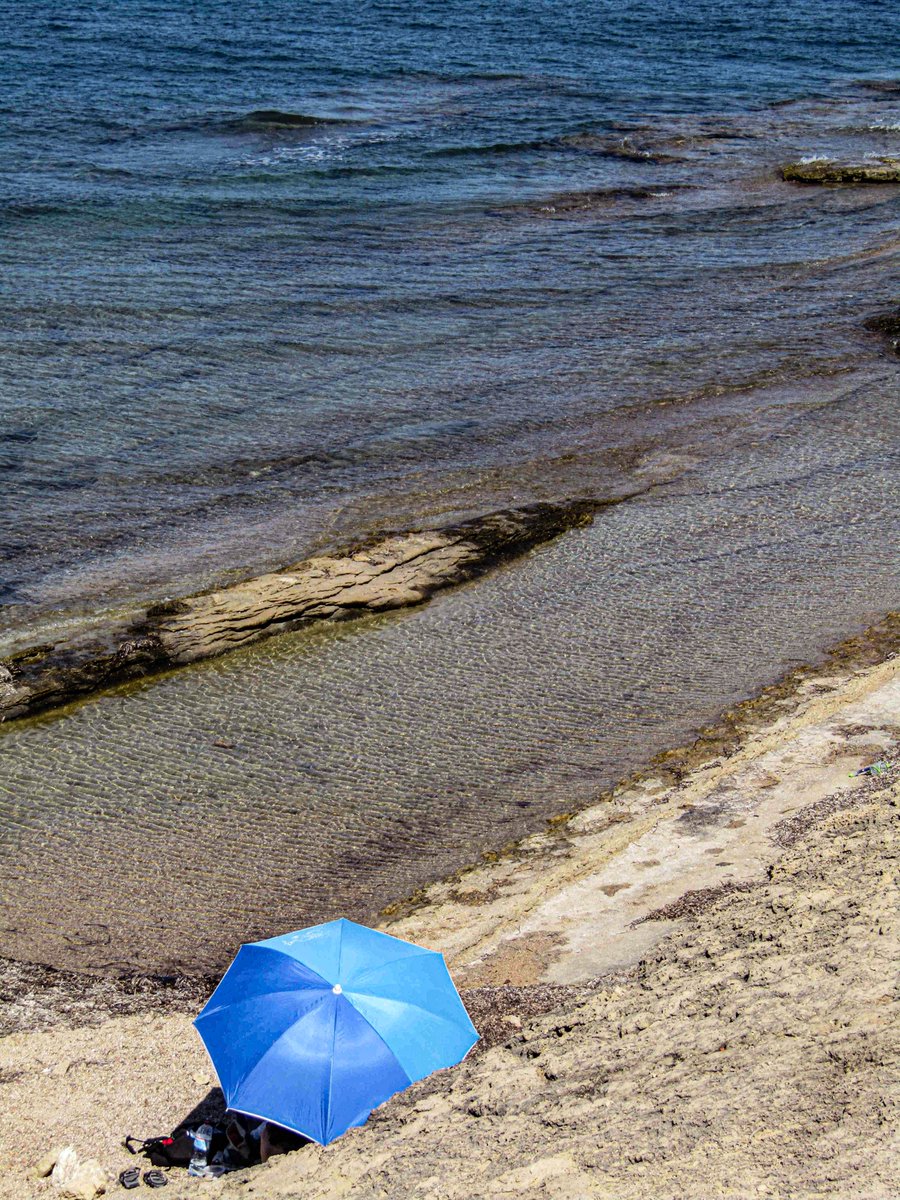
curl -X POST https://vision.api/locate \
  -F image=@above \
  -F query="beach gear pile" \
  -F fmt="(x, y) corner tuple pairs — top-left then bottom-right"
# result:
(851, 758), (895, 778)
(123, 1114), (279, 1181)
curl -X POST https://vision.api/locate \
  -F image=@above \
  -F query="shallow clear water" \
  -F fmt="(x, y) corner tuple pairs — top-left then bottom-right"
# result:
(1, 365), (897, 973)
(0, 1), (898, 973)
(1, 0), (899, 642)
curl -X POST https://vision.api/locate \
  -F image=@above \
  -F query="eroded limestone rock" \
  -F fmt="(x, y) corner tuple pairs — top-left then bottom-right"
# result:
(61, 1161), (107, 1200)
(31, 1147), (66, 1179)
(49, 1146), (79, 1187)
(0, 500), (597, 723)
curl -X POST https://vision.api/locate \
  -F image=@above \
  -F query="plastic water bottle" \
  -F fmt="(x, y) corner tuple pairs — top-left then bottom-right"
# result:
(188, 1124), (215, 1177)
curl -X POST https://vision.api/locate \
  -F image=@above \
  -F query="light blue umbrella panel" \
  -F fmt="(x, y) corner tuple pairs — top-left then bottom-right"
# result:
(194, 918), (479, 1145)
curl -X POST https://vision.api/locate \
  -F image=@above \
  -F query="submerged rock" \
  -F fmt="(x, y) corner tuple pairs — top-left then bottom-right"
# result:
(559, 132), (683, 164)
(499, 186), (679, 218)
(851, 79), (900, 96)
(780, 156), (900, 184)
(0, 635), (168, 725)
(863, 306), (900, 354)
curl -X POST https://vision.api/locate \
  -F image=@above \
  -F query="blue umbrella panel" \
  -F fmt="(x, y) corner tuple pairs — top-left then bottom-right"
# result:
(194, 918), (479, 1145)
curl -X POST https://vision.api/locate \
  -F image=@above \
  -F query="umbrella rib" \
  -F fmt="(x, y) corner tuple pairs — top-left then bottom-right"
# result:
(342, 989), (478, 1078)
(341, 946), (434, 989)
(321, 916), (344, 1135)
(196, 983), (331, 1022)
(221, 991), (333, 1100)
(346, 987), (476, 1034)
(337, 916), (349, 981)
(324, 993), (339, 1142)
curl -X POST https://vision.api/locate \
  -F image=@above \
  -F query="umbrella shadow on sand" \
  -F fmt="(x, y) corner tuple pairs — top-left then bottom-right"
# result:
(163, 1089), (313, 1177)
(174, 1088), (228, 1131)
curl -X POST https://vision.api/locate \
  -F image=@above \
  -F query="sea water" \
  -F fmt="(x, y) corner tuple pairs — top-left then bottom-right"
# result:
(0, 0), (898, 972)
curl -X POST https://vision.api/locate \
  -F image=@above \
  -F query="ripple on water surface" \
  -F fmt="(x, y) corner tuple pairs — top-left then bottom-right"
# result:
(0, 370), (897, 974)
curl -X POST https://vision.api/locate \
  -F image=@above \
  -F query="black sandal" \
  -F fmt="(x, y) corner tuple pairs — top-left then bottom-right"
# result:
(143, 1171), (168, 1188)
(118, 1168), (140, 1190)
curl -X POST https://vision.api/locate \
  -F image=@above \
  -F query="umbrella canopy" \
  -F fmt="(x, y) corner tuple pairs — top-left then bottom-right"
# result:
(194, 918), (479, 1145)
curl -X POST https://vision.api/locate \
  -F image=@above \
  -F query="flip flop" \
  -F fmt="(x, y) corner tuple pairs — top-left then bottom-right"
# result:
(118, 1168), (140, 1190)
(143, 1171), (168, 1188)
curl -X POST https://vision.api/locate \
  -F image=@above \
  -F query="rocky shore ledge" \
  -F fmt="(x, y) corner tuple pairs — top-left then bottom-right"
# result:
(1, 627), (897, 1198)
(779, 156), (900, 184)
(0, 497), (612, 724)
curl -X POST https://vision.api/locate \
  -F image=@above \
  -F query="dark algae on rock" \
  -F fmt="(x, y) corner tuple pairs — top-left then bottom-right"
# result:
(227, 109), (352, 130)
(863, 306), (900, 354)
(0, 636), (167, 726)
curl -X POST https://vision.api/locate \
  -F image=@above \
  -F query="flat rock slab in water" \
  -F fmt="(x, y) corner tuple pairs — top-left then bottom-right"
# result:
(0, 499), (602, 723)
(780, 157), (900, 184)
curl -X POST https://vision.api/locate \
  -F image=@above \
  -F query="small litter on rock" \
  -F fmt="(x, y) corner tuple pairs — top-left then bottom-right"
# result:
(850, 759), (894, 778)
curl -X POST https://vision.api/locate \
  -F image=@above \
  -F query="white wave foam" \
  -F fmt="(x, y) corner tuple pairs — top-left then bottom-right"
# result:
(237, 127), (401, 170)
(354, 129), (404, 146)
(238, 137), (350, 168)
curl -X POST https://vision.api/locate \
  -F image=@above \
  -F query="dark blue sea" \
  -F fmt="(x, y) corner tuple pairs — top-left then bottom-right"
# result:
(1, 0), (899, 648)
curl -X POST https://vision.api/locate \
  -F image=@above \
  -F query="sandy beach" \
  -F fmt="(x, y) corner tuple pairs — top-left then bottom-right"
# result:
(2, 623), (897, 1199)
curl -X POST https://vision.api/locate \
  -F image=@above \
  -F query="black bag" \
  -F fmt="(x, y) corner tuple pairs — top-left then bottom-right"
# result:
(124, 1132), (196, 1168)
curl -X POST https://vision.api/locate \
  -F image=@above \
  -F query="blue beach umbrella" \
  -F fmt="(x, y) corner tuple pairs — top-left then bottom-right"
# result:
(194, 918), (479, 1145)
